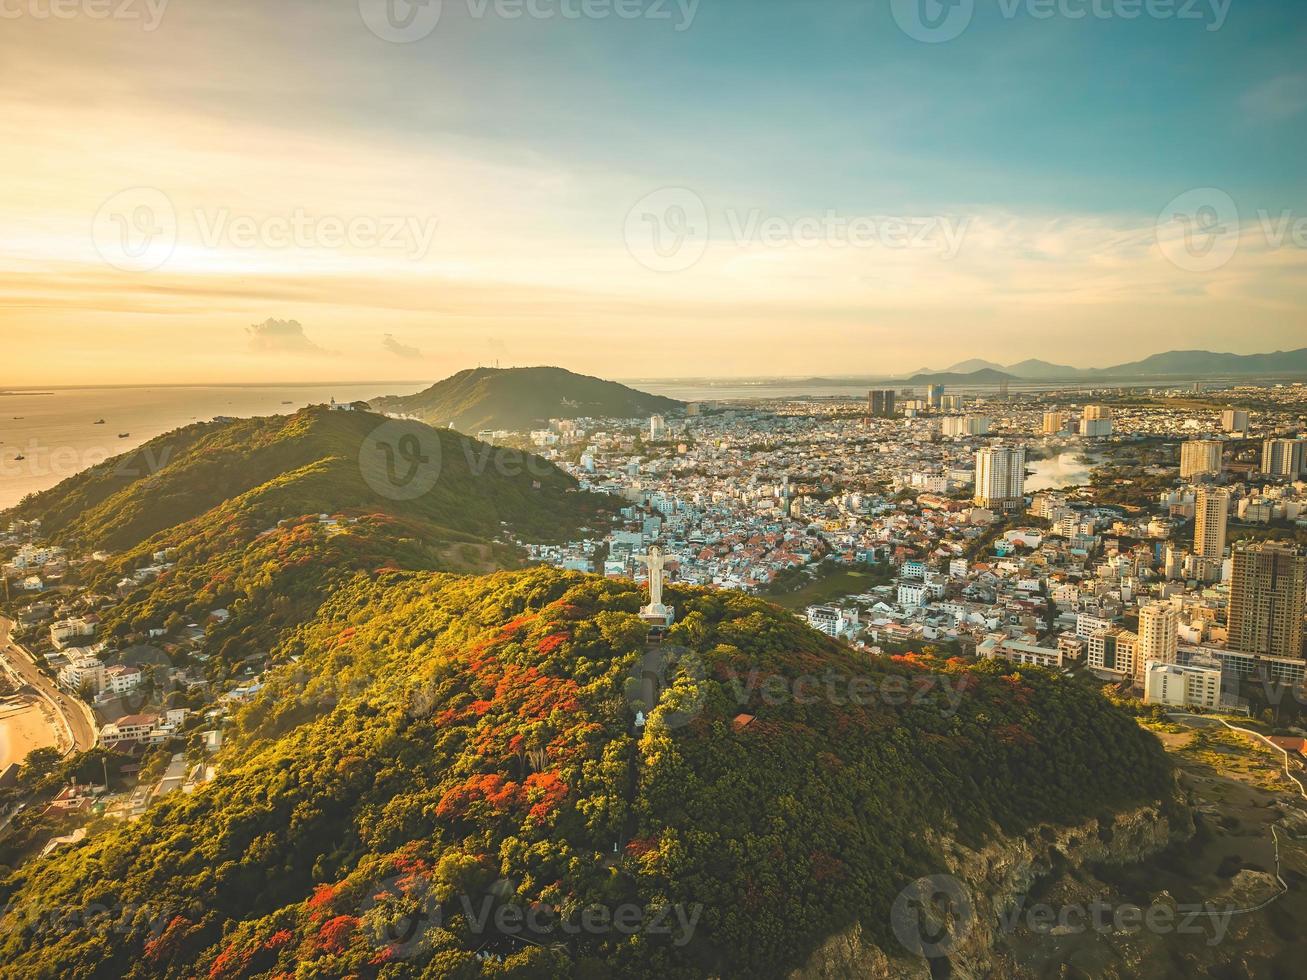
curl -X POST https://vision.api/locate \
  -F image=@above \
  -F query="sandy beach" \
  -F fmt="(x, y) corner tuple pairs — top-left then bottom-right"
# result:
(0, 697), (63, 770)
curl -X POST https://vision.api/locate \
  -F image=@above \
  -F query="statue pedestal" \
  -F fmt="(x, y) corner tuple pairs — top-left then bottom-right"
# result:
(639, 604), (675, 628)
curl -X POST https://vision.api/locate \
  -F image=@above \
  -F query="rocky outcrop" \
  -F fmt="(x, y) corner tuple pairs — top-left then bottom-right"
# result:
(791, 798), (1193, 980)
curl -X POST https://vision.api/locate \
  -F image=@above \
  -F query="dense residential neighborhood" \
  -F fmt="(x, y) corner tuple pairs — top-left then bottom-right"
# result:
(526, 383), (1307, 715)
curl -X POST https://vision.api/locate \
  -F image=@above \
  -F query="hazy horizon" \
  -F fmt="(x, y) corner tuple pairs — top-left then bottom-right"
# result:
(5, 342), (1307, 391)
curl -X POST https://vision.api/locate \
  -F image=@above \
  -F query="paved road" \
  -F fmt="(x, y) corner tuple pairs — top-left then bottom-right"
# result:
(0, 616), (97, 755)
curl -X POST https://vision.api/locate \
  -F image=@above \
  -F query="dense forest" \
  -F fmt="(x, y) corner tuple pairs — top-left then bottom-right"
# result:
(0, 568), (1175, 979)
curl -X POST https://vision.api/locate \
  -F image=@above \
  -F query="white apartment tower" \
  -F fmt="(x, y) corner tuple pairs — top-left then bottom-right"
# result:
(1081, 405), (1114, 437)
(1262, 439), (1307, 480)
(1193, 487), (1229, 575)
(1220, 408), (1249, 434)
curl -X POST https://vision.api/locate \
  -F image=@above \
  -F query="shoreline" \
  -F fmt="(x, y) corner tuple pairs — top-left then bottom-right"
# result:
(0, 696), (64, 769)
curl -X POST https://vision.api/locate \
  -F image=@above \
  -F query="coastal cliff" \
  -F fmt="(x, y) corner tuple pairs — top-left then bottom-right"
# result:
(793, 797), (1193, 980)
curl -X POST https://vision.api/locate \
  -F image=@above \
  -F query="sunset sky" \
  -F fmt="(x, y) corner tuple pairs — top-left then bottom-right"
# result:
(2, 0), (1305, 385)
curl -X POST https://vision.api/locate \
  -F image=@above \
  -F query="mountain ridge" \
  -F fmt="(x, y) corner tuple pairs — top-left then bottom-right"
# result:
(909, 347), (1307, 381)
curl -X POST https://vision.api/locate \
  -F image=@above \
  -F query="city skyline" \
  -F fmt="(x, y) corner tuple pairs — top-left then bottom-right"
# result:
(3, 2), (1306, 385)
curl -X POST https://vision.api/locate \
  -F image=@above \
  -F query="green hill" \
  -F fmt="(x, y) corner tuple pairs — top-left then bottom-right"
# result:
(8, 406), (601, 552)
(370, 367), (685, 433)
(0, 568), (1175, 979)
(3, 407), (612, 673)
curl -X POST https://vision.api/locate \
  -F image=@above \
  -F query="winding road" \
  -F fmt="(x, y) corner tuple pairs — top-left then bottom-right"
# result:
(0, 616), (97, 756)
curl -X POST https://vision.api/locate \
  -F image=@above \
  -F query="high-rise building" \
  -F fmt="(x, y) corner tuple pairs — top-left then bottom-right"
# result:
(1220, 408), (1249, 434)
(1136, 603), (1179, 681)
(942, 415), (991, 437)
(974, 445), (1027, 511)
(1042, 411), (1067, 435)
(1193, 488), (1229, 575)
(649, 415), (666, 440)
(927, 384), (946, 409)
(1180, 439), (1223, 480)
(1261, 439), (1307, 480)
(868, 389), (896, 418)
(1228, 542), (1307, 660)
(1081, 405), (1113, 437)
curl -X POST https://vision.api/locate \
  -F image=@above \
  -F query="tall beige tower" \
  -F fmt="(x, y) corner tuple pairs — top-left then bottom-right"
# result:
(1180, 440), (1222, 480)
(1228, 542), (1307, 660)
(1193, 487), (1229, 566)
(1137, 603), (1179, 683)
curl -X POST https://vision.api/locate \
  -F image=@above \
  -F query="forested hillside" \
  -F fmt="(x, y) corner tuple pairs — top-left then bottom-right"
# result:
(0, 569), (1174, 979)
(3, 407), (611, 675)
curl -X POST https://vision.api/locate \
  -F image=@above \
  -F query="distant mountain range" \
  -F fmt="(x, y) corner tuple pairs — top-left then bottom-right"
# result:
(907, 347), (1307, 383)
(904, 367), (1018, 385)
(372, 366), (684, 432)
